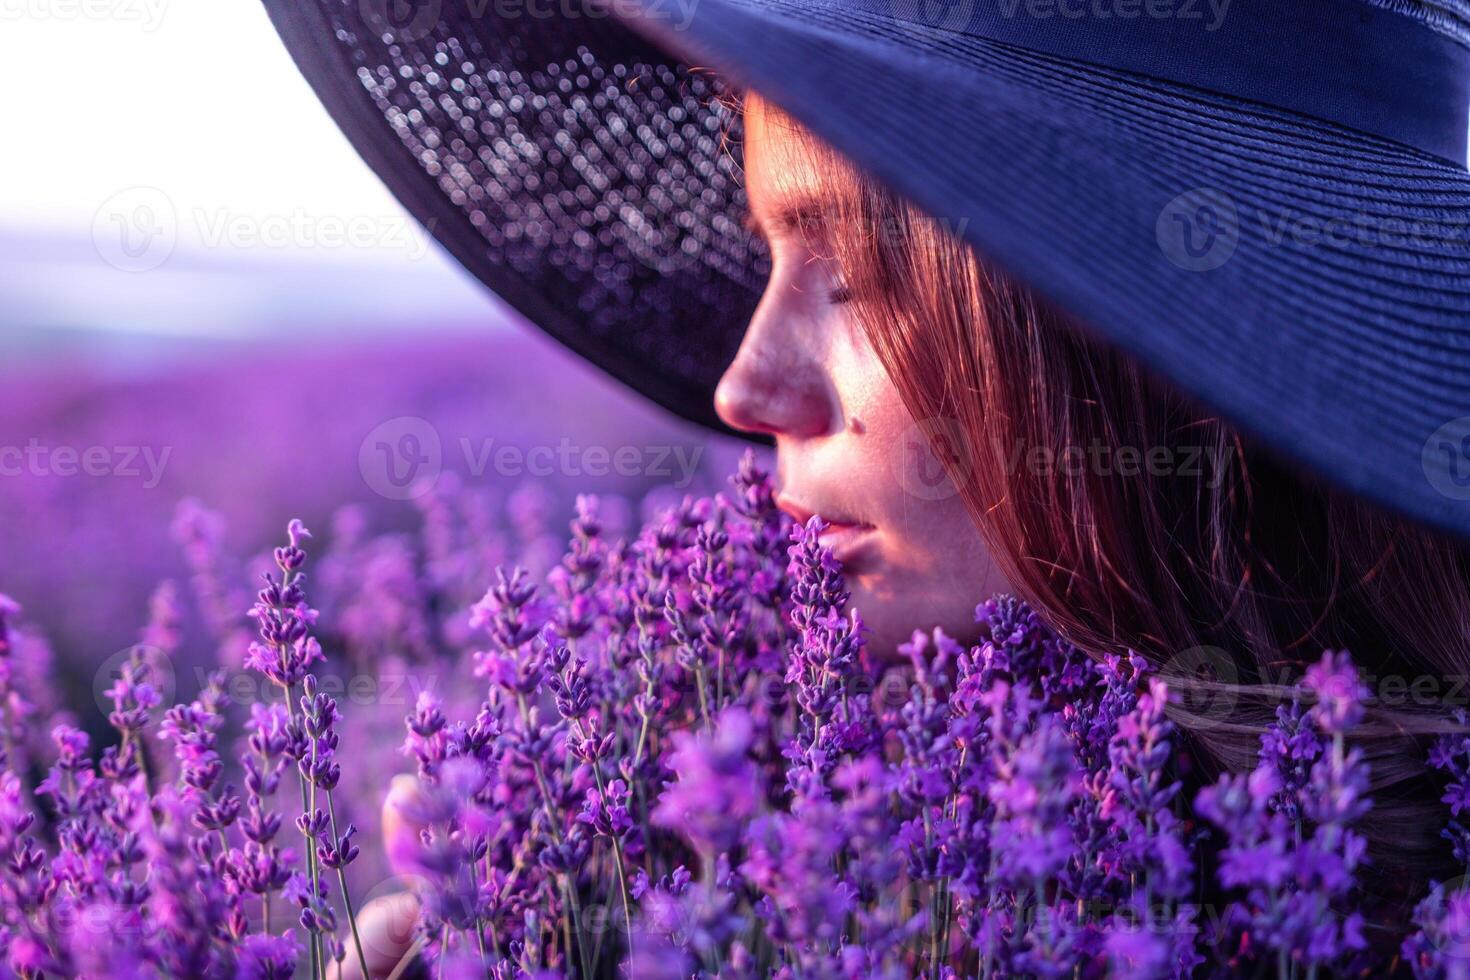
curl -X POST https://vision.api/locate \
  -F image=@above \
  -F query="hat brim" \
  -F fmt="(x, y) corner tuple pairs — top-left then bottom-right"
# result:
(264, 0), (768, 436)
(263, 0), (1470, 538)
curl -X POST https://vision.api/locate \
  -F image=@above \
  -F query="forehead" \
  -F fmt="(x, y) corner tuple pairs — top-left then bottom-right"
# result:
(744, 96), (829, 216)
(743, 95), (856, 240)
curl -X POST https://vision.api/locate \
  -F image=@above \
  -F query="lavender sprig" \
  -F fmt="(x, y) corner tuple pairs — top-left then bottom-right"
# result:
(243, 520), (366, 980)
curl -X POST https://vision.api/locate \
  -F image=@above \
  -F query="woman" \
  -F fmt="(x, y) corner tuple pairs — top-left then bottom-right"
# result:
(726, 88), (1470, 879)
(264, 0), (1470, 970)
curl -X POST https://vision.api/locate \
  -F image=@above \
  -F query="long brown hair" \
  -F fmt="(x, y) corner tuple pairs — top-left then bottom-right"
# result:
(744, 93), (1470, 890)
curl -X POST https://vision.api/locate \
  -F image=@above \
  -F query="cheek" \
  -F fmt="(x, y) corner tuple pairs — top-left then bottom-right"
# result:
(826, 321), (896, 424)
(819, 324), (1004, 648)
(828, 343), (962, 543)
(833, 344), (987, 566)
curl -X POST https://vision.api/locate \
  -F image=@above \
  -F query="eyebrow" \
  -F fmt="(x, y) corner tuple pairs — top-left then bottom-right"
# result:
(743, 198), (830, 244)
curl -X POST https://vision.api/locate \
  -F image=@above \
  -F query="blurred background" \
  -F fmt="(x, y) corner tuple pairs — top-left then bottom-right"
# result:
(0, 2), (745, 705)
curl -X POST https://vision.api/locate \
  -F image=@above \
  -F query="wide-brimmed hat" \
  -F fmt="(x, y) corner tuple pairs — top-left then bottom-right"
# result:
(262, 0), (1470, 537)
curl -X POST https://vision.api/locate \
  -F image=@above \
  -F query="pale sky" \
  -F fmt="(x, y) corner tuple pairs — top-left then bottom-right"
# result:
(0, 0), (441, 262)
(0, 0), (496, 336)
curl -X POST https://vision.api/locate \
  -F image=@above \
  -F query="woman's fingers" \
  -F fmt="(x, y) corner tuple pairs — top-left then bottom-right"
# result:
(334, 775), (428, 980)
(338, 891), (423, 980)
(383, 773), (427, 876)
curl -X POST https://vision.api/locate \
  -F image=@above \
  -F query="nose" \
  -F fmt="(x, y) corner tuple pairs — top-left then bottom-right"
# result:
(714, 294), (839, 439)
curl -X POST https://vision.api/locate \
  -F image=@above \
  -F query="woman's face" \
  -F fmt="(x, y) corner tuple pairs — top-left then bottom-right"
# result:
(716, 96), (1007, 658)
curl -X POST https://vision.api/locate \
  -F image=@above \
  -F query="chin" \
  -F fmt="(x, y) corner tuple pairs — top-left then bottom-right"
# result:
(845, 576), (981, 662)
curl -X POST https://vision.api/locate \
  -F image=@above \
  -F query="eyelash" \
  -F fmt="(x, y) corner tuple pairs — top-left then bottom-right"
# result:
(765, 235), (852, 304)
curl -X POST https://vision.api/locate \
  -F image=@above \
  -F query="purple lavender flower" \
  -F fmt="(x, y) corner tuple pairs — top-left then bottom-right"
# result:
(988, 709), (1082, 887)
(1199, 654), (1372, 975)
(1103, 676), (1193, 901)
(742, 809), (856, 958)
(783, 516), (872, 801)
(158, 672), (239, 836)
(1427, 710), (1470, 871)
(1257, 697), (1324, 824)
(1304, 650), (1369, 735)
(653, 706), (760, 856)
(0, 457), (1459, 978)
(236, 931), (301, 979)
(469, 567), (546, 691)
(1405, 882), (1470, 979)
(0, 594), (50, 776)
(142, 787), (235, 977)
(139, 579), (183, 659)
(240, 520), (368, 980)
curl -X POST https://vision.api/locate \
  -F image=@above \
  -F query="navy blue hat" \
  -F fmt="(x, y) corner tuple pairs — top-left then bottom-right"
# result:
(263, 0), (1470, 537)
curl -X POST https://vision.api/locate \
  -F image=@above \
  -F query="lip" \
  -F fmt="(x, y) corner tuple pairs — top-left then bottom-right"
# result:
(812, 522), (879, 568)
(776, 494), (879, 569)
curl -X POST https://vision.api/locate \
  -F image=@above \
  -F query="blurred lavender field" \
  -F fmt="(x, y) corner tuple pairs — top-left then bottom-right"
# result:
(0, 319), (745, 707)
(0, 9), (759, 959)
(0, 0), (755, 704)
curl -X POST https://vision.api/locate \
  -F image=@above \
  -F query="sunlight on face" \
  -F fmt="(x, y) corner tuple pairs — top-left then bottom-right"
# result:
(715, 94), (1007, 659)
